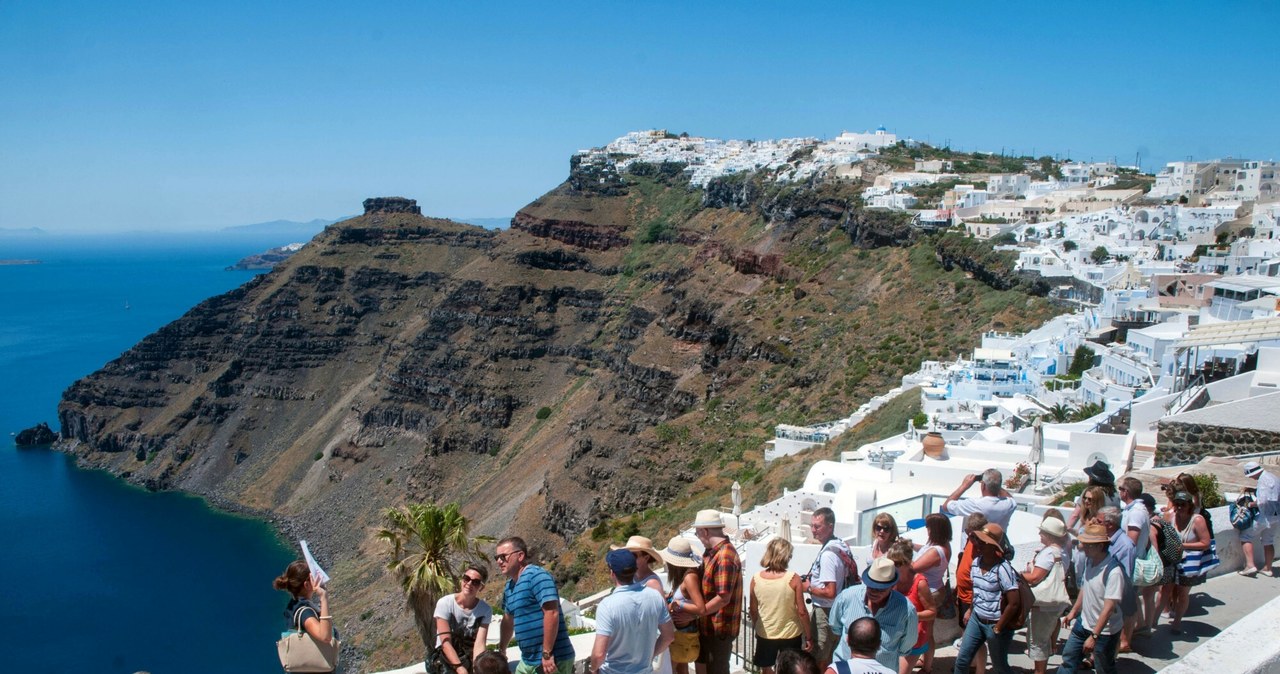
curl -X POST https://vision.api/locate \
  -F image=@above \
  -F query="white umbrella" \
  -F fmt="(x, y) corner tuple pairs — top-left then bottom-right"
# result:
(1029, 417), (1045, 485)
(731, 481), (742, 532)
(778, 516), (792, 543)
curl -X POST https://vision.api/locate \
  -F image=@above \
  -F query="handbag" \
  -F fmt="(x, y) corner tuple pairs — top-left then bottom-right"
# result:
(1030, 558), (1071, 611)
(277, 605), (340, 672)
(934, 566), (956, 620)
(1132, 542), (1164, 587)
(670, 629), (700, 664)
(1179, 538), (1221, 578)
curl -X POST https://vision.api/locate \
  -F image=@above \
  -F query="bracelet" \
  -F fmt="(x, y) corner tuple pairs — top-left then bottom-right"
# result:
(319, 616), (333, 620)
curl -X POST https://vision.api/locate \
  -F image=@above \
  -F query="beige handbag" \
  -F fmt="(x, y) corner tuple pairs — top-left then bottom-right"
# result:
(277, 604), (340, 672)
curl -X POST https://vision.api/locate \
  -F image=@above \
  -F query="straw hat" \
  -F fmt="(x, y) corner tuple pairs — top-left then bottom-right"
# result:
(693, 509), (726, 529)
(659, 536), (702, 568)
(861, 557), (899, 590)
(611, 535), (663, 567)
(1077, 522), (1110, 544)
(1039, 518), (1067, 539)
(972, 523), (1006, 555)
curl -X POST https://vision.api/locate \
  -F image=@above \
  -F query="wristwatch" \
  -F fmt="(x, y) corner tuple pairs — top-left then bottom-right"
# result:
(1091, 632), (1101, 641)
(542, 650), (554, 659)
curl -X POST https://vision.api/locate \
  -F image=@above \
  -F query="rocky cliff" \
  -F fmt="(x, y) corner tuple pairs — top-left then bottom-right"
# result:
(57, 164), (1060, 666)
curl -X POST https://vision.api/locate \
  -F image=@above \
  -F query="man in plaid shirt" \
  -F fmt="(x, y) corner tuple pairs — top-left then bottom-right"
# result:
(691, 509), (742, 674)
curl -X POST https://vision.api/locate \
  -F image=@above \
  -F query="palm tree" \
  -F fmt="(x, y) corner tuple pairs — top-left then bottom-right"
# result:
(1070, 402), (1104, 422)
(378, 502), (490, 649)
(1046, 402), (1074, 423)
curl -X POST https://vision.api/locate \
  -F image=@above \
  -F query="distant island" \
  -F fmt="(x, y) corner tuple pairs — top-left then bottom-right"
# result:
(226, 242), (305, 270)
(0, 259), (42, 265)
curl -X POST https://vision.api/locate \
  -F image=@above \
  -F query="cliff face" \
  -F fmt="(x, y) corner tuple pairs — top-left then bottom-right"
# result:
(57, 172), (1060, 666)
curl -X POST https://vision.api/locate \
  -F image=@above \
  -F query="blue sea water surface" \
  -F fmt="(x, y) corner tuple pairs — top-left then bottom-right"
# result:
(0, 233), (305, 673)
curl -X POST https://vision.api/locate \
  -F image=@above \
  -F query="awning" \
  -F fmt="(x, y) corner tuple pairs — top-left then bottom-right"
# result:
(1175, 317), (1280, 349)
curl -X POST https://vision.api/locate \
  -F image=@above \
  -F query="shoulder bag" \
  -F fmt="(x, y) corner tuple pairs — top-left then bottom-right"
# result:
(1030, 555), (1070, 611)
(1132, 541), (1164, 587)
(277, 604), (340, 673)
(933, 564), (957, 620)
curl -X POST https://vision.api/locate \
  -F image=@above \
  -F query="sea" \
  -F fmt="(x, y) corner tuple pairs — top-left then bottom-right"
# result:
(0, 232), (309, 673)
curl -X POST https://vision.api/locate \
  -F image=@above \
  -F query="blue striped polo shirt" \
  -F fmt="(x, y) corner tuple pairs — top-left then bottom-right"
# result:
(503, 564), (575, 665)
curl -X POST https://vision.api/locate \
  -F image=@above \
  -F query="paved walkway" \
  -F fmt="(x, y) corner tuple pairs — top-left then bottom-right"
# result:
(927, 569), (1280, 673)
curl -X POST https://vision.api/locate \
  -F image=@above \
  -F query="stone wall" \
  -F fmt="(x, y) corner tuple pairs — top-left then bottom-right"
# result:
(1156, 420), (1280, 466)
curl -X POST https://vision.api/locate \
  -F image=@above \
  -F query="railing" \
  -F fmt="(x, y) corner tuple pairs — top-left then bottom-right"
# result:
(730, 603), (758, 674)
(1164, 373), (1206, 414)
(854, 493), (944, 545)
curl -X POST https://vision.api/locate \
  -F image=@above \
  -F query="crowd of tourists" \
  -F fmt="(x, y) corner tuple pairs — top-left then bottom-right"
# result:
(272, 460), (1276, 674)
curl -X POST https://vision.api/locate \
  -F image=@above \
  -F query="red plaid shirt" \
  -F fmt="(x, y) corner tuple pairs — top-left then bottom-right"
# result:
(700, 538), (743, 638)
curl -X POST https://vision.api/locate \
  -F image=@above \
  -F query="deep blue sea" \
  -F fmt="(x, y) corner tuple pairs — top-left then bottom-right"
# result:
(0, 233), (305, 673)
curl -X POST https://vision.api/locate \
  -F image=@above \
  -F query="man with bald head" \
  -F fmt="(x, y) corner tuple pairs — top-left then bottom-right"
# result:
(824, 617), (894, 674)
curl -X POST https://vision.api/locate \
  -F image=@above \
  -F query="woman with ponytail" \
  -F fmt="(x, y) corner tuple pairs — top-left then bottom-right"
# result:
(274, 560), (334, 655)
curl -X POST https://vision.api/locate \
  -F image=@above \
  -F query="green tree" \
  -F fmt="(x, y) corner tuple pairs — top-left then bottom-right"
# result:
(1090, 246), (1109, 264)
(1068, 345), (1094, 377)
(378, 502), (490, 649)
(1070, 402), (1104, 422)
(1046, 402), (1075, 423)
(1062, 240), (1078, 252)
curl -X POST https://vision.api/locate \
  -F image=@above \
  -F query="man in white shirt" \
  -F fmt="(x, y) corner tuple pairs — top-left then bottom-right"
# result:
(940, 469), (1016, 531)
(805, 507), (853, 670)
(1241, 462), (1279, 578)
(1059, 524), (1125, 674)
(592, 550), (674, 674)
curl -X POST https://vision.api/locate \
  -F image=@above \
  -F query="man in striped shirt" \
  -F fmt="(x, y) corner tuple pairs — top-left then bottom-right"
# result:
(498, 537), (575, 674)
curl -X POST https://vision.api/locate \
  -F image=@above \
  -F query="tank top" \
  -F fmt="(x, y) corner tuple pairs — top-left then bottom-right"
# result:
(904, 575), (930, 648)
(917, 543), (948, 592)
(752, 571), (801, 639)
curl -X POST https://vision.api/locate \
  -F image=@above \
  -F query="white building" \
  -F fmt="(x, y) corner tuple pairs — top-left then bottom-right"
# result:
(988, 173), (1031, 197)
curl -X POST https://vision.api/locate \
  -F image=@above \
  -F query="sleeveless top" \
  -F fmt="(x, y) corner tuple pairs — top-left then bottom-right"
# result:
(670, 573), (698, 630)
(752, 570), (802, 639)
(904, 575), (930, 648)
(916, 543), (948, 592)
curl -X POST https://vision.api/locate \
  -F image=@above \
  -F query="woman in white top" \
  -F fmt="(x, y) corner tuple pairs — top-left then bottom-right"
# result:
(433, 564), (492, 674)
(661, 537), (706, 674)
(910, 513), (952, 674)
(1024, 519), (1069, 674)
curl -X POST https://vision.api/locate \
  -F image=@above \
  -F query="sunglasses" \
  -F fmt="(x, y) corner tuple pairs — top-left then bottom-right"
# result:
(495, 551), (520, 563)
(462, 575), (485, 586)
(874, 525), (893, 533)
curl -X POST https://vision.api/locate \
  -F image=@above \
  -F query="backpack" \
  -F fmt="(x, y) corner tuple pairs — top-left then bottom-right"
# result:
(996, 562), (1034, 631)
(822, 538), (862, 589)
(1154, 518), (1184, 567)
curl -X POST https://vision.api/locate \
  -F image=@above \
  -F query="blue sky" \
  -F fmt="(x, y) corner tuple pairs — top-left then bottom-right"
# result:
(2, 1), (1277, 233)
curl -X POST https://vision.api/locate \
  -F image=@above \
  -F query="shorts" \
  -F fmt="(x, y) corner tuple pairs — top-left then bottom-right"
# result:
(812, 605), (838, 664)
(515, 660), (574, 674)
(696, 632), (736, 674)
(1240, 515), (1275, 546)
(1175, 568), (1206, 586)
(1026, 608), (1061, 662)
(907, 643), (928, 657)
(752, 636), (803, 667)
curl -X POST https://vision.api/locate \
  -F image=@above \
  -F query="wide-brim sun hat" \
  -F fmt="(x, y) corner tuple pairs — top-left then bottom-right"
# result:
(972, 523), (1006, 554)
(1039, 518), (1067, 539)
(861, 557), (899, 590)
(660, 536), (701, 568)
(1077, 522), (1110, 544)
(611, 535), (664, 567)
(1084, 460), (1115, 486)
(693, 509), (726, 529)
(1244, 461), (1265, 478)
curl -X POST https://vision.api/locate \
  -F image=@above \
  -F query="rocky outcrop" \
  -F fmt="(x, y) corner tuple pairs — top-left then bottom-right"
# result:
(226, 243), (304, 270)
(363, 197), (422, 215)
(510, 212), (630, 251)
(15, 422), (57, 446)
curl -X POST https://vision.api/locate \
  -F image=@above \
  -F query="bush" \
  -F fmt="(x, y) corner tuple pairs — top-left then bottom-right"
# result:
(912, 411), (929, 429)
(535, 406), (552, 420)
(1063, 240), (1078, 252)
(1058, 480), (1088, 504)
(314, 452), (323, 461)
(1192, 473), (1226, 508)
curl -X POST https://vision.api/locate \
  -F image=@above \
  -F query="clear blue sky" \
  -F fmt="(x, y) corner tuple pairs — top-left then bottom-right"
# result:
(2, 1), (1277, 232)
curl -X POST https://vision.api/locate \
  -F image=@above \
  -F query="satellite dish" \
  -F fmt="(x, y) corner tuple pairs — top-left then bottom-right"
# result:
(1085, 452), (1110, 469)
